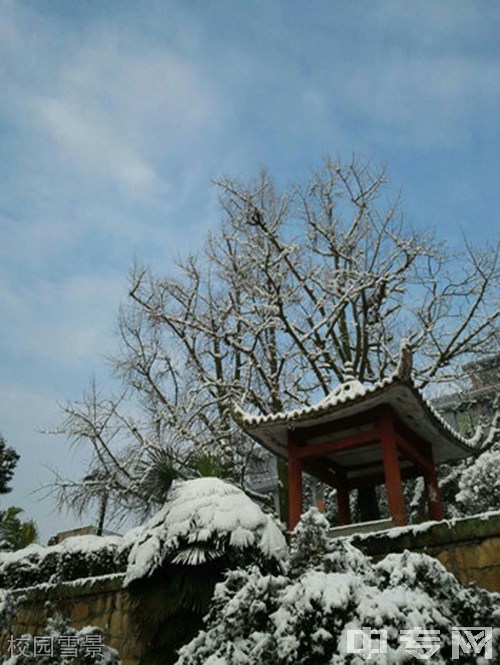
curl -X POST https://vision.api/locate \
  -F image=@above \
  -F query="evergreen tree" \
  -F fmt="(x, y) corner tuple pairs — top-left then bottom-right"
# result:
(0, 435), (38, 552)
(289, 507), (332, 575)
(456, 440), (500, 514)
(0, 434), (19, 496)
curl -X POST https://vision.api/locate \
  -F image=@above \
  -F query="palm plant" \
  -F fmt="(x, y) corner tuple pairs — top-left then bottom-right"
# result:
(125, 477), (286, 665)
(0, 506), (38, 551)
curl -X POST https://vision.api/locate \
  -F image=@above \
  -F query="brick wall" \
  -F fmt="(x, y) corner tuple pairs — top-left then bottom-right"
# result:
(1, 575), (141, 665)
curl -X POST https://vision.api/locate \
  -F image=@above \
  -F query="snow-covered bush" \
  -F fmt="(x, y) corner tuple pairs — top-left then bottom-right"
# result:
(289, 507), (333, 575)
(456, 442), (500, 514)
(0, 535), (128, 590)
(124, 476), (286, 584)
(176, 508), (499, 665)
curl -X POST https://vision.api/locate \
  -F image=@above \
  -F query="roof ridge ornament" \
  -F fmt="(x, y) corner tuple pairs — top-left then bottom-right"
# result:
(395, 338), (413, 382)
(342, 360), (356, 382)
(326, 360), (365, 402)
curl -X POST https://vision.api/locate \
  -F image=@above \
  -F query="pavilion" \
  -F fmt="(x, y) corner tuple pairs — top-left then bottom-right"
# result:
(233, 343), (477, 529)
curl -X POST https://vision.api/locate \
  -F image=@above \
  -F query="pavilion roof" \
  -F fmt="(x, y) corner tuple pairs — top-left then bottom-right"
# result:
(232, 344), (480, 465)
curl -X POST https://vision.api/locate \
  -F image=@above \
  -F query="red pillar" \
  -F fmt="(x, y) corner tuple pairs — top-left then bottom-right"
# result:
(379, 408), (407, 526)
(288, 433), (303, 530)
(424, 458), (445, 521)
(336, 479), (351, 526)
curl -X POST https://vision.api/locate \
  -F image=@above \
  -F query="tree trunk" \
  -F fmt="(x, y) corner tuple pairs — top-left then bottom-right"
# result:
(96, 491), (108, 536)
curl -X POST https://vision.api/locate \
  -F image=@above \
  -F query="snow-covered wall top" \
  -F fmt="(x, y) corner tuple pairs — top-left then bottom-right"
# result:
(0, 534), (126, 589)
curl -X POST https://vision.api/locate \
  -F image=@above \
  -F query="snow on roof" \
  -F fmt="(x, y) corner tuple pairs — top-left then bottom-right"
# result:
(124, 477), (287, 585)
(232, 342), (479, 464)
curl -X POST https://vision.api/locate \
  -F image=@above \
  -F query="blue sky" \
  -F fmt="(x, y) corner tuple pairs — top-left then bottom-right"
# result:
(1, 0), (499, 541)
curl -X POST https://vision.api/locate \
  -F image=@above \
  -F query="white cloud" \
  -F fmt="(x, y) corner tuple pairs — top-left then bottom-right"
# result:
(35, 97), (160, 191)
(24, 30), (223, 197)
(0, 1), (226, 273)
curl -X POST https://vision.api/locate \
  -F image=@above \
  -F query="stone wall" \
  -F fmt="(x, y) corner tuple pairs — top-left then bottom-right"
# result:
(348, 511), (500, 592)
(1, 575), (141, 665)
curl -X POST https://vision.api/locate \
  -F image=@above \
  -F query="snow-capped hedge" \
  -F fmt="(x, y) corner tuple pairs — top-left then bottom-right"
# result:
(0, 478), (286, 592)
(0, 535), (129, 589)
(124, 477), (287, 585)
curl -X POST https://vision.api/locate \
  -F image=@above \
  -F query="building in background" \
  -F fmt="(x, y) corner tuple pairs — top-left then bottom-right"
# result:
(434, 354), (499, 438)
(48, 525), (119, 545)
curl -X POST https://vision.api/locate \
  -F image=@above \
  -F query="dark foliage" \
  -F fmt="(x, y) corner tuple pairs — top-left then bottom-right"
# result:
(0, 434), (19, 495)
(0, 538), (130, 589)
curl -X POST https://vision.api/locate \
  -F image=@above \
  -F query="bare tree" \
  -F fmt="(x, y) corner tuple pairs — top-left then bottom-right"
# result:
(52, 156), (499, 524)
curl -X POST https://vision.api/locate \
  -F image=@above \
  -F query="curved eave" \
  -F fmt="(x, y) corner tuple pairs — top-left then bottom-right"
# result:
(233, 378), (477, 465)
